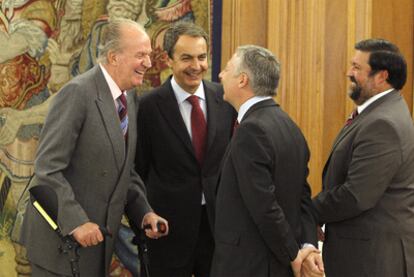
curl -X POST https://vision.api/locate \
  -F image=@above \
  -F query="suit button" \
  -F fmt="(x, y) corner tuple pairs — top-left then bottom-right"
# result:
(101, 170), (108, 176)
(269, 185), (275, 193)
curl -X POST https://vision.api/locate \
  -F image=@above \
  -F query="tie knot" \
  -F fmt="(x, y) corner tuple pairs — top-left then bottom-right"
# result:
(118, 93), (127, 108)
(345, 109), (358, 126)
(352, 109), (359, 119)
(187, 95), (200, 107)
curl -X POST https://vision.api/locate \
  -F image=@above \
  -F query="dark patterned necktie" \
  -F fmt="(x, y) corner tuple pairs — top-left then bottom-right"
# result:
(345, 109), (358, 126)
(187, 95), (207, 165)
(118, 93), (128, 138)
(233, 120), (240, 134)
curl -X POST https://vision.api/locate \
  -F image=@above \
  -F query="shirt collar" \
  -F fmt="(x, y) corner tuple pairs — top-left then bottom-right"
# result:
(357, 88), (394, 114)
(238, 96), (272, 123)
(171, 76), (205, 103)
(99, 64), (125, 101)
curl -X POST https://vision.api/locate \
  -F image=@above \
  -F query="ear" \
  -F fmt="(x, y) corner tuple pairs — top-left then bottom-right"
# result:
(108, 50), (118, 65)
(166, 56), (173, 68)
(238, 72), (249, 88)
(375, 70), (389, 84)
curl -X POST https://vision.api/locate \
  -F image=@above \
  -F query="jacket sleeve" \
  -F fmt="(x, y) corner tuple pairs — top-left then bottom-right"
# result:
(125, 166), (152, 227)
(33, 83), (89, 236)
(313, 118), (402, 223)
(300, 167), (318, 246)
(126, 93), (153, 227)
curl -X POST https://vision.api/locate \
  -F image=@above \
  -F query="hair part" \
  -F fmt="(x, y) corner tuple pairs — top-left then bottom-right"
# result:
(97, 18), (146, 64)
(163, 21), (209, 59)
(355, 38), (407, 90)
(235, 45), (280, 96)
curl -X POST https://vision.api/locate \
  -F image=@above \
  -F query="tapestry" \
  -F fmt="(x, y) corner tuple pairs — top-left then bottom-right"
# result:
(0, 0), (216, 276)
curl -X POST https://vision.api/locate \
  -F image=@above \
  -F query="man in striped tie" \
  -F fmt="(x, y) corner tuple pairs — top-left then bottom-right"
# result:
(19, 18), (168, 277)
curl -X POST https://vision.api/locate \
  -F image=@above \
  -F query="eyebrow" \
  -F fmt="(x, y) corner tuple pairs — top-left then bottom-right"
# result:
(180, 53), (207, 57)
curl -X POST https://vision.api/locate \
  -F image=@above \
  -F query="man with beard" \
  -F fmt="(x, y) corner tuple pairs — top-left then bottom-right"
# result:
(135, 22), (236, 277)
(307, 39), (414, 277)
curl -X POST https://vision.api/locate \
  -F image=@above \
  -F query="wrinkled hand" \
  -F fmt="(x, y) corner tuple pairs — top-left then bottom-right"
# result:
(302, 251), (324, 277)
(142, 212), (169, 239)
(291, 247), (320, 277)
(72, 222), (104, 247)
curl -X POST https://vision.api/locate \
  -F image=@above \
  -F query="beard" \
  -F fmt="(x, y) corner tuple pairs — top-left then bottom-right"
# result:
(348, 76), (362, 101)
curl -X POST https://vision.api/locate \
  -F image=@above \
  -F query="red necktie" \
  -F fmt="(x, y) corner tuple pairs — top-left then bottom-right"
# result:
(345, 109), (358, 126)
(118, 93), (128, 138)
(187, 95), (207, 165)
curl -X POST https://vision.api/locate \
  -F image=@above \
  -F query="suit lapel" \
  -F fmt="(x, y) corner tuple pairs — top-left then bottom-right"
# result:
(157, 80), (195, 157)
(93, 66), (125, 171)
(323, 90), (399, 179)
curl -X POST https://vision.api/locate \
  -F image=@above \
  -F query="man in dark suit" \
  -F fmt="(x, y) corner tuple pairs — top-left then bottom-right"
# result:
(211, 45), (322, 277)
(309, 39), (414, 277)
(19, 19), (168, 277)
(135, 22), (236, 277)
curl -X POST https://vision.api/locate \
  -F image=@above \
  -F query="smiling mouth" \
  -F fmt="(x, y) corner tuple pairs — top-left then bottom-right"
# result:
(185, 71), (202, 79)
(135, 70), (145, 76)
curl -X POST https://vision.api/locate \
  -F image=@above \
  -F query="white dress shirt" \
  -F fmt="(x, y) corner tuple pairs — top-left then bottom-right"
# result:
(357, 88), (394, 114)
(238, 96), (272, 123)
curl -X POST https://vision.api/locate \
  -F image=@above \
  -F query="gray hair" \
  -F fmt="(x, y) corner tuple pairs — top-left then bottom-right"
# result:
(163, 21), (209, 59)
(234, 45), (280, 96)
(97, 18), (146, 64)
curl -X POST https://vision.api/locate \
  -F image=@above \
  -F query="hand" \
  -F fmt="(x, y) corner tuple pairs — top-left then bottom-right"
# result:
(291, 247), (320, 277)
(302, 251), (324, 277)
(141, 212), (169, 239)
(317, 225), (325, 242)
(72, 222), (104, 247)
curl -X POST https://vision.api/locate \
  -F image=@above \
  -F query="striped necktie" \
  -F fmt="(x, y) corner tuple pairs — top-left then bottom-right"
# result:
(118, 93), (128, 138)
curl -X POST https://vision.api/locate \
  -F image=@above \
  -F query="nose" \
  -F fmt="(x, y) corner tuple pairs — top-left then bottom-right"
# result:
(218, 71), (223, 81)
(144, 55), (152, 68)
(346, 67), (353, 77)
(190, 59), (201, 70)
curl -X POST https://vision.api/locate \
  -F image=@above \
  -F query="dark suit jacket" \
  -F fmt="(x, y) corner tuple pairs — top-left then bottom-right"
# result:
(135, 78), (236, 267)
(19, 66), (151, 277)
(211, 99), (317, 277)
(313, 90), (414, 277)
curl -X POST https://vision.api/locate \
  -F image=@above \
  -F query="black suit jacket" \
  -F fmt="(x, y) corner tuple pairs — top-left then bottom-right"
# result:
(211, 99), (316, 277)
(313, 91), (414, 277)
(135, 78), (236, 267)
